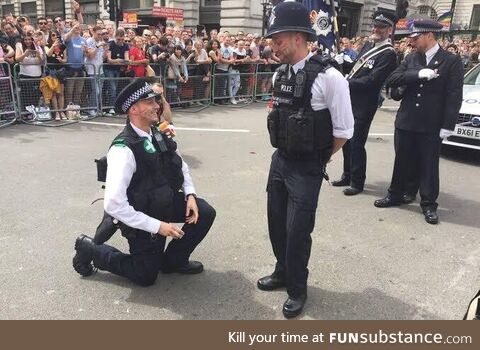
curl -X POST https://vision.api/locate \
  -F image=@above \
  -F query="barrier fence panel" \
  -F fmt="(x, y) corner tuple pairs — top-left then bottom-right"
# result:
(254, 64), (275, 102)
(164, 64), (211, 110)
(0, 63), (17, 128)
(14, 63), (98, 127)
(211, 63), (257, 107)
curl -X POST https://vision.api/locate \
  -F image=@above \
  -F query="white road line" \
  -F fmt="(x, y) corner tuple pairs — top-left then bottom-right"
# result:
(380, 106), (399, 110)
(370, 133), (394, 136)
(80, 121), (250, 133)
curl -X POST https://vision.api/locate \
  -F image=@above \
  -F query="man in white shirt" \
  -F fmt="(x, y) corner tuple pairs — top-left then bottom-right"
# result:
(258, 1), (354, 318)
(73, 79), (216, 286)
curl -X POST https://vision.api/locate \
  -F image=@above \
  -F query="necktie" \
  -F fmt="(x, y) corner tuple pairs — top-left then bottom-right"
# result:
(420, 53), (427, 66)
(289, 65), (296, 79)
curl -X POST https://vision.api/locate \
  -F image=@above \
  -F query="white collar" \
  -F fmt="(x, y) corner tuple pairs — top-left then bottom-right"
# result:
(130, 122), (152, 141)
(373, 38), (390, 47)
(425, 43), (440, 61)
(291, 52), (314, 74)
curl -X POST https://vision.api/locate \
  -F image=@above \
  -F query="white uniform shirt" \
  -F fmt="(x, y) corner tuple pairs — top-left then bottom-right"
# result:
(425, 43), (440, 65)
(273, 53), (354, 139)
(104, 123), (196, 234)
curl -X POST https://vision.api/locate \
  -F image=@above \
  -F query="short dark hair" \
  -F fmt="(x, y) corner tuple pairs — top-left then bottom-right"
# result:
(159, 37), (169, 46)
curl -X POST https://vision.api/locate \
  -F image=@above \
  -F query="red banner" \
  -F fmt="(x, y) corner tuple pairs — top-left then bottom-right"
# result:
(152, 6), (184, 21)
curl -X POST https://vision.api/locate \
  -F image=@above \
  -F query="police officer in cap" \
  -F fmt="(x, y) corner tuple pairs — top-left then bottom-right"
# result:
(73, 78), (216, 286)
(258, 1), (354, 318)
(332, 10), (397, 195)
(375, 20), (463, 224)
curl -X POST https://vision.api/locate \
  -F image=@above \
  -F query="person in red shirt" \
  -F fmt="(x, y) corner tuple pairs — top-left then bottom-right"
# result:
(128, 36), (149, 77)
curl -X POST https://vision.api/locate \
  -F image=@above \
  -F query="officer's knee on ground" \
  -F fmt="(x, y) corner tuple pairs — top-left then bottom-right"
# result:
(132, 272), (158, 287)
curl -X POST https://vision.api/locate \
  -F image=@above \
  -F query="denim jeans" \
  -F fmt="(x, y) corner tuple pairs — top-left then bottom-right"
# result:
(103, 69), (120, 108)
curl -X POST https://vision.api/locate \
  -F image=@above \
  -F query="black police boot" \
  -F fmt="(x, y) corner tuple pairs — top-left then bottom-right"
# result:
(374, 196), (402, 208)
(73, 234), (95, 277)
(162, 261), (204, 274)
(282, 294), (307, 318)
(332, 177), (350, 187)
(423, 209), (439, 225)
(402, 194), (416, 204)
(257, 274), (286, 291)
(343, 187), (363, 196)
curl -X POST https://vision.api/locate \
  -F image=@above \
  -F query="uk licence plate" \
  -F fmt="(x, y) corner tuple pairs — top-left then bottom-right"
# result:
(454, 125), (480, 140)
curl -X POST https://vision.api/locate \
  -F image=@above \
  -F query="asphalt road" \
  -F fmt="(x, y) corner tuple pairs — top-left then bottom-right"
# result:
(0, 102), (479, 320)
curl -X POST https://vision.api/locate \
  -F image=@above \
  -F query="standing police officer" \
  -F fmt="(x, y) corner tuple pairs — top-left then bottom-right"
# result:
(257, 1), (354, 318)
(73, 79), (216, 286)
(332, 11), (397, 195)
(375, 20), (463, 224)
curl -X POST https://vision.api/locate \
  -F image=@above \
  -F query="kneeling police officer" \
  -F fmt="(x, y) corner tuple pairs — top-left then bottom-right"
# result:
(258, 1), (354, 318)
(73, 79), (216, 286)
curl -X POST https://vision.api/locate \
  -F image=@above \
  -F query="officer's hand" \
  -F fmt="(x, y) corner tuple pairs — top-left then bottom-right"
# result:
(418, 68), (438, 81)
(158, 222), (184, 239)
(334, 53), (344, 65)
(185, 196), (199, 225)
(439, 128), (454, 139)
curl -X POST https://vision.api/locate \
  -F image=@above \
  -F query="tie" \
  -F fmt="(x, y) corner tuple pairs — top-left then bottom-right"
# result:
(419, 53), (427, 66)
(289, 65), (296, 79)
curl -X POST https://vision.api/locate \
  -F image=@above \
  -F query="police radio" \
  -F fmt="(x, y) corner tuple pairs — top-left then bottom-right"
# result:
(152, 127), (168, 153)
(293, 69), (307, 99)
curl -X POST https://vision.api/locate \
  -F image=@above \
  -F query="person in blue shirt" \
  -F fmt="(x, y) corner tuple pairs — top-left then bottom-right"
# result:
(64, 21), (87, 107)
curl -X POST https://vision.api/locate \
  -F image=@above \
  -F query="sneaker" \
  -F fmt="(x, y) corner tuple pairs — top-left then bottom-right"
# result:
(262, 95), (271, 101)
(88, 110), (97, 117)
(108, 109), (115, 115)
(230, 98), (238, 105)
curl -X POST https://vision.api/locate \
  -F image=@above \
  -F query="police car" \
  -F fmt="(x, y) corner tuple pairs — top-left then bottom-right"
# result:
(443, 63), (480, 150)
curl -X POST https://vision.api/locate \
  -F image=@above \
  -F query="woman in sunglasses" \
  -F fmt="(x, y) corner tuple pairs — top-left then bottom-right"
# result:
(46, 31), (67, 120)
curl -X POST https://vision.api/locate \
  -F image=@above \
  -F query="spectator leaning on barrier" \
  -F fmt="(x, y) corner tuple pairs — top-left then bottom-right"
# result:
(15, 33), (45, 111)
(103, 29), (130, 116)
(128, 36), (149, 77)
(37, 17), (50, 43)
(220, 36), (235, 104)
(166, 45), (188, 104)
(192, 40), (212, 101)
(3, 22), (21, 50)
(85, 25), (108, 116)
(230, 39), (251, 103)
(45, 30), (67, 120)
(149, 36), (170, 77)
(64, 21), (87, 107)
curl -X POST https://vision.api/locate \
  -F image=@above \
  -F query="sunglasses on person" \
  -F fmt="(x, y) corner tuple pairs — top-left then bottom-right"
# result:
(54, 18), (63, 23)
(51, 34), (57, 38)
(38, 21), (47, 25)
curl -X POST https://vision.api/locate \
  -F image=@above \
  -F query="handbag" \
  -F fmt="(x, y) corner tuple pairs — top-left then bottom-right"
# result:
(145, 65), (155, 77)
(66, 102), (81, 120)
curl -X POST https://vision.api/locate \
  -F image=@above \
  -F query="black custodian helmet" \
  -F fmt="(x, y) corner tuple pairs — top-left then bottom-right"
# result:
(265, 1), (317, 41)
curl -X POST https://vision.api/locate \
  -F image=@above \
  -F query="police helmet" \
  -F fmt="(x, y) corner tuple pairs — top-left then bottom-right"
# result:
(265, 1), (317, 41)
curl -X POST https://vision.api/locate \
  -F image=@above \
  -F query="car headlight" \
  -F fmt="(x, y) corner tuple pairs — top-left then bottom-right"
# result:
(472, 116), (480, 127)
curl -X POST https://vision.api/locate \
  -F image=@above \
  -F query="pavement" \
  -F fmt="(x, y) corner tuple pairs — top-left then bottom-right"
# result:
(0, 101), (479, 320)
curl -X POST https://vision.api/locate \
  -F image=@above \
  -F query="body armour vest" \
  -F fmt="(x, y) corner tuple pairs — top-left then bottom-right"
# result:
(267, 54), (334, 158)
(110, 122), (184, 234)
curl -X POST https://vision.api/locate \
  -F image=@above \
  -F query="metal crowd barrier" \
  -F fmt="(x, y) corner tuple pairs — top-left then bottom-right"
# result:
(0, 63), (17, 129)
(13, 63), (98, 127)
(2, 62), (275, 129)
(164, 63), (211, 112)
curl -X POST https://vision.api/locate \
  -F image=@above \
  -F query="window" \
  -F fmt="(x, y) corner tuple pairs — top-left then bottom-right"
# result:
(45, 0), (65, 19)
(1, 4), (14, 17)
(470, 5), (480, 30)
(418, 6), (438, 20)
(204, 0), (221, 6)
(21, 1), (37, 24)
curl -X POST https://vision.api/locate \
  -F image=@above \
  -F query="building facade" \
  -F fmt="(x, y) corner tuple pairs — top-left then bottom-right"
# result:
(0, 0), (478, 35)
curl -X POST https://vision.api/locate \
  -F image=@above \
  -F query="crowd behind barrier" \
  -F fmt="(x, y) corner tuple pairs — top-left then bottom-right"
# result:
(1, 6), (478, 128)
(0, 61), (276, 128)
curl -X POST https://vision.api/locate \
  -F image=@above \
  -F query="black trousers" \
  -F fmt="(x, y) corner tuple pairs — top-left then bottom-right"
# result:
(388, 128), (441, 210)
(340, 118), (373, 189)
(92, 193), (216, 286)
(394, 130), (419, 197)
(267, 150), (325, 298)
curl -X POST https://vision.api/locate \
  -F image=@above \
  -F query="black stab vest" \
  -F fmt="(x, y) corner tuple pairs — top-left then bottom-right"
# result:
(267, 54), (334, 159)
(110, 122), (184, 236)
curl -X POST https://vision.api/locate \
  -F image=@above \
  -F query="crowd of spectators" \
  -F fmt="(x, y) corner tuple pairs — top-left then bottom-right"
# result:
(0, 1), (479, 119)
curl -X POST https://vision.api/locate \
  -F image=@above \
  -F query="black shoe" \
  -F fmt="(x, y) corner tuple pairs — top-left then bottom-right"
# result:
(374, 196), (402, 208)
(332, 177), (350, 187)
(402, 194), (416, 204)
(423, 209), (439, 225)
(162, 261), (204, 274)
(257, 274), (286, 291)
(282, 294), (307, 318)
(73, 234), (95, 277)
(343, 187), (363, 196)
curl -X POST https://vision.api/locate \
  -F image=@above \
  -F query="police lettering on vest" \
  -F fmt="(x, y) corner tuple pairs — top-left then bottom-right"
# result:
(267, 54), (335, 158)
